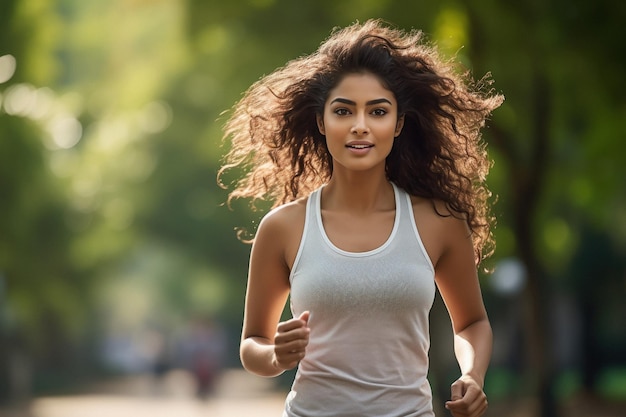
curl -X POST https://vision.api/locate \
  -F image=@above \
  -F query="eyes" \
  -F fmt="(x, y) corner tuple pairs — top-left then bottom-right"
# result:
(332, 107), (389, 117)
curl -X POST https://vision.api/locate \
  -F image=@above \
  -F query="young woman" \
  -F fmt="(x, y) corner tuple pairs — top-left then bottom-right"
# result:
(219, 19), (503, 417)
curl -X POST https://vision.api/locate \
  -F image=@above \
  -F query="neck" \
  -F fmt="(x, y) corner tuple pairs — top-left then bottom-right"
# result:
(323, 170), (394, 213)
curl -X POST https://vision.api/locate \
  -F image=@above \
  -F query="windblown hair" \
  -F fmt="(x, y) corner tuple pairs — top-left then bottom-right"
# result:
(218, 19), (503, 264)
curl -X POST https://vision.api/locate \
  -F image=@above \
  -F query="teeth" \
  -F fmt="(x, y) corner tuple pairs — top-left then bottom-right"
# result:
(349, 145), (371, 149)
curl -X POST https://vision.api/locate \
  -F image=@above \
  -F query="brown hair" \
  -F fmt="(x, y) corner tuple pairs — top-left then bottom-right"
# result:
(218, 19), (503, 263)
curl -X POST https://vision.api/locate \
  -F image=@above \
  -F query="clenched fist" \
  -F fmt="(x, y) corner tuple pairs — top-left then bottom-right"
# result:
(445, 375), (488, 417)
(272, 311), (310, 371)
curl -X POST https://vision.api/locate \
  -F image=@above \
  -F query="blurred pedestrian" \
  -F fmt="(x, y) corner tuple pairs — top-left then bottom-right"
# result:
(220, 19), (502, 417)
(178, 317), (227, 398)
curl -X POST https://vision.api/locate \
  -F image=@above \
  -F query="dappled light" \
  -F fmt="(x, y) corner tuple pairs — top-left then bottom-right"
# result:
(47, 116), (82, 149)
(490, 257), (526, 296)
(137, 101), (173, 135)
(433, 7), (469, 58)
(0, 54), (17, 83)
(2, 83), (83, 150)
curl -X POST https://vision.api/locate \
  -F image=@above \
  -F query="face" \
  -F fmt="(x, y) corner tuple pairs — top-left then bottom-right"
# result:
(317, 72), (404, 174)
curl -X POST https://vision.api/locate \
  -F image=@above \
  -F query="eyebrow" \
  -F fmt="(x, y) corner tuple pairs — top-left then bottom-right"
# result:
(330, 98), (393, 106)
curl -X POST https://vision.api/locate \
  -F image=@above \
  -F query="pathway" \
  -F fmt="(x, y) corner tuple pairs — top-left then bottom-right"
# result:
(0, 369), (287, 417)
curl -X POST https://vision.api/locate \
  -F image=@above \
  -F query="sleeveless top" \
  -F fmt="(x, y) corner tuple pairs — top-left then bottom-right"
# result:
(284, 183), (437, 417)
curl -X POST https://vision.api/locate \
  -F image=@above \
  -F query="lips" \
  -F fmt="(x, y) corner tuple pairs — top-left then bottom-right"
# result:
(346, 141), (374, 149)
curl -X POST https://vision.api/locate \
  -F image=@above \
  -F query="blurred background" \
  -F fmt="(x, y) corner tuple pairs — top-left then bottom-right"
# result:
(0, 0), (625, 416)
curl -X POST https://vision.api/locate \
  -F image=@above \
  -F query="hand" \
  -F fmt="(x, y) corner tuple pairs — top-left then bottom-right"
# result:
(445, 375), (488, 417)
(272, 311), (310, 371)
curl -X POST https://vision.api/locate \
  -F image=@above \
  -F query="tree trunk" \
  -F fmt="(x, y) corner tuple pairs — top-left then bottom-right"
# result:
(468, 9), (560, 413)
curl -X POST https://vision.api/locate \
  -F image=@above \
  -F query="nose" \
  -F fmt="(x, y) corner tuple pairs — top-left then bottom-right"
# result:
(350, 112), (369, 135)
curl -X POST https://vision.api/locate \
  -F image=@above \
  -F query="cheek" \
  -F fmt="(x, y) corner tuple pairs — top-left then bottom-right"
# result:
(325, 123), (342, 136)
(323, 127), (348, 157)
(322, 118), (348, 139)
(373, 121), (400, 139)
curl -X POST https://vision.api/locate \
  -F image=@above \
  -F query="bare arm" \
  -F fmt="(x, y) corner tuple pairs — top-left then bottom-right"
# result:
(434, 216), (492, 417)
(240, 204), (310, 377)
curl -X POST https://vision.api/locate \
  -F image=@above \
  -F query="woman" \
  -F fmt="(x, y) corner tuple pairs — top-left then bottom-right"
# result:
(219, 19), (503, 417)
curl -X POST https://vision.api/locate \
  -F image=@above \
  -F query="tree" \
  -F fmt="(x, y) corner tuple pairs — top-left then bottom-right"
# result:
(464, 1), (626, 415)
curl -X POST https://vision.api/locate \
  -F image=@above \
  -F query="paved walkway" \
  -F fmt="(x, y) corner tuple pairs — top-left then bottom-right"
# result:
(2, 369), (625, 417)
(1, 369), (287, 417)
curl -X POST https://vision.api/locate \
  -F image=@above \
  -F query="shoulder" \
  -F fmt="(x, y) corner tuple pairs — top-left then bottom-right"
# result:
(410, 196), (469, 233)
(257, 197), (308, 236)
(253, 196), (308, 268)
(409, 195), (472, 267)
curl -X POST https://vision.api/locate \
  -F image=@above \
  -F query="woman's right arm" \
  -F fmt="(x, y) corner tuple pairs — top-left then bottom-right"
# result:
(240, 206), (310, 377)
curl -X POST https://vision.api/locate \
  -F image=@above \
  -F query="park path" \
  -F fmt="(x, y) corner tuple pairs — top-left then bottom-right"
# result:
(1, 369), (624, 417)
(0, 369), (287, 417)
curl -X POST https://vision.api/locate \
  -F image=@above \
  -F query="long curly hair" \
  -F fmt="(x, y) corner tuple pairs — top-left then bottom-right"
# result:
(218, 19), (503, 264)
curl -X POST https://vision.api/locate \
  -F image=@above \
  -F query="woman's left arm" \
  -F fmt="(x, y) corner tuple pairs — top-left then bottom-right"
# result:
(434, 216), (492, 417)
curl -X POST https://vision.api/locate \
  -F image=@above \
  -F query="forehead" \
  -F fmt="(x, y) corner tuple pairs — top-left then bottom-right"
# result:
(326, 72), (396, 104)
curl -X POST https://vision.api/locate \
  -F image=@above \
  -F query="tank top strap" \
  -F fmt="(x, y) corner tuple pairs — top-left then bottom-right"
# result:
(393, 183), (435, 273)
(392, 182), (412, 227)
(289, 186), (323, 282)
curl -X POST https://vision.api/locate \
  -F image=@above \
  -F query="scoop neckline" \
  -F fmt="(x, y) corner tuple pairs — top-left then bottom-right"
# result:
(315, 183), (401, 257)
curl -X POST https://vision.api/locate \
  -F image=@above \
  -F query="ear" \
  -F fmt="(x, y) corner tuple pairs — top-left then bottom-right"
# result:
(316, 114), (325, 135)
(394, 114), (405, 137)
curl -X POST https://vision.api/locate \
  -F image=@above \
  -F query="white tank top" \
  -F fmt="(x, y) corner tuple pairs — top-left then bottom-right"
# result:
(285, 183), (436, 417)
